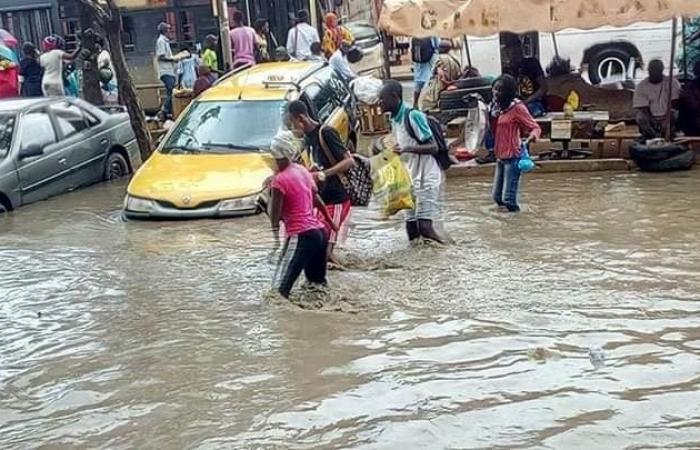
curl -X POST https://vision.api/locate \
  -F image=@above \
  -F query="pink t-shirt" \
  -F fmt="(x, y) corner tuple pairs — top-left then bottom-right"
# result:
(271, 164), (324, 237)
(229, 26), (256, 66)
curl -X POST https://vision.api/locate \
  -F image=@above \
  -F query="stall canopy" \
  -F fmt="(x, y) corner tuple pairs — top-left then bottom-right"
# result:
(379, 0), (700, 38)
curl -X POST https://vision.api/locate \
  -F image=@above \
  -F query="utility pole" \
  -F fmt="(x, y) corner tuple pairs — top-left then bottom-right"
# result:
(213, 0), (232, 70)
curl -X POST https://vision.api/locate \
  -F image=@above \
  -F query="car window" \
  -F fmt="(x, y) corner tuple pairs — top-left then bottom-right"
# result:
(50, 102), (89, 139)
(329, 75), (350, 102)
(83, 110), (100, 127)
(0, 114), (15, 159)
(306, 67), (340, 122)
(162, 100), (286, 153)
(20, 112), (56, 151)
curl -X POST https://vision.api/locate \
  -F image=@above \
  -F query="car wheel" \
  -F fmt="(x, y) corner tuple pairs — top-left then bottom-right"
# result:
(0, 200), (9, 215)
(104, 152), (130, 181)
(588, 47), (634, 85)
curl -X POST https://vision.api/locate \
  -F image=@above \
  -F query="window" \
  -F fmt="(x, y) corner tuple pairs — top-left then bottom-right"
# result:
(306, 67), (348, 121)
(306, 83), (337, 122)
(0, 9), (52, 50)
(84, 111), (100, 127)
(0, 114), (16, 159)
(50, 103), (89, 139)
(121, 16), (136, 52)
(20, 112), (56, 151)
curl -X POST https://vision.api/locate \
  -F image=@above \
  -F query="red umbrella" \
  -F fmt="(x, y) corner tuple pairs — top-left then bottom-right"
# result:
(0, 29), (18, 48)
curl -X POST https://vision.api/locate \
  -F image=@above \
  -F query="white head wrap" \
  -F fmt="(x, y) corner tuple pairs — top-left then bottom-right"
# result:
(270, 130), (299, 160)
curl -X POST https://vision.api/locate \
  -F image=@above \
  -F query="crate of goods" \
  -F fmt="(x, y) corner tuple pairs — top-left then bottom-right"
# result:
(359, 103), (389, 135)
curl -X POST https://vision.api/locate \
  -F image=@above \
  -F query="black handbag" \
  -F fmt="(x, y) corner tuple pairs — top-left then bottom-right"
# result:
(318, 127), (373, 207)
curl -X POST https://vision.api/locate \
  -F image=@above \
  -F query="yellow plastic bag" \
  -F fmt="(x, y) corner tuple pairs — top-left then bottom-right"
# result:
(371, 150), (414, 218)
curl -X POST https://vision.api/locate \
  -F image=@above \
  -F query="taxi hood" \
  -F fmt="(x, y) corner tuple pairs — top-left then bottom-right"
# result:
(127, 151), (274, 208)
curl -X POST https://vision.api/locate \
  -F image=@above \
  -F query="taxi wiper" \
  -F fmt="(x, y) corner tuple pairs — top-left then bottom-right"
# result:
(162, 145), (201, 154)
(201, 142), (260, 152)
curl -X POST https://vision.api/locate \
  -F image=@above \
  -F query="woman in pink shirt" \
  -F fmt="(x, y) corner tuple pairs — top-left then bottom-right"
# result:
(269, 131), (337, 298)
(489, 74), (541, 212)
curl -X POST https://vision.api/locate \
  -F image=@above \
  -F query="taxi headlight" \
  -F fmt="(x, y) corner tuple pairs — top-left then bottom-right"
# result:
(124, 195), (156, 212)
(218, 194), (260, 212)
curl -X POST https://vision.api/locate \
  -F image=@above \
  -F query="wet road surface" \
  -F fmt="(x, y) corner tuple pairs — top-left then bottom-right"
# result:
(2, 170), (700, 448)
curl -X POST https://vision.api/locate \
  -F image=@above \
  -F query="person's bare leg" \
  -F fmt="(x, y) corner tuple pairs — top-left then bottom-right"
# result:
(418, 219), (445, 244)
(413, 89), (421, 108)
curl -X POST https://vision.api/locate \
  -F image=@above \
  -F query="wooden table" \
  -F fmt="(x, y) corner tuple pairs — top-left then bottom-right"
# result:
(536, 111), (610, 159)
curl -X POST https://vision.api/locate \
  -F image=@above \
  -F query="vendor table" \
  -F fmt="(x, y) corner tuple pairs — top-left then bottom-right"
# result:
(536, 111), (610, 159)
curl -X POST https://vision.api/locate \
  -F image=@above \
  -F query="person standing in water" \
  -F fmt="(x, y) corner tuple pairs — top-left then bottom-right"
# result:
(488, 74), (541, 212)
(269, 131), (337, 299)
(287, 100), (356, 268)
(379, 80), (444, 243)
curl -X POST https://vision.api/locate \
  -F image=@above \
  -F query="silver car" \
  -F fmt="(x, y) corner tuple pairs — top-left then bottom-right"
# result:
(0, 98), (142, 213)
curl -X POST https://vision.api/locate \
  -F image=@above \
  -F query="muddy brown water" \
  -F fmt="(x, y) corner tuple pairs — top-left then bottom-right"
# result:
(2, 171), (700, 449)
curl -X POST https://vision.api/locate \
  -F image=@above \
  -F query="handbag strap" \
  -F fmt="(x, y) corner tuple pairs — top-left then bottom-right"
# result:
(317, 126), (351, 188)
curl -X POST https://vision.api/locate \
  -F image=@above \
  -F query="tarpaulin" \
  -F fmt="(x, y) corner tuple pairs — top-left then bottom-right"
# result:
(379, 0), (700, 37)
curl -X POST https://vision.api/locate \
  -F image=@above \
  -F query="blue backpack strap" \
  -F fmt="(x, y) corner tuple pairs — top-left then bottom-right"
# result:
(403, 107), (430, 145)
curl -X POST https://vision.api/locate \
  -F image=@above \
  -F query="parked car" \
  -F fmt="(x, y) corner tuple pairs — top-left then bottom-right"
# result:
(0, 98), (141, 214)
(124, 61), (358, 219)
(346, 21), (387, 79)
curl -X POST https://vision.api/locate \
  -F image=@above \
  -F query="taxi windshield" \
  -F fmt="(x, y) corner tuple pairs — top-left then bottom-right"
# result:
(162, 100), (287, 154)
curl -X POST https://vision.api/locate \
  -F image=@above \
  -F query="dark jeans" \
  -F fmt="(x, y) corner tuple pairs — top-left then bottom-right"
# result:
(492, 158), (521, 212)
(160, 74), (176, 117)
(635, 110), (672, 140)
(274, 228), (329, 298)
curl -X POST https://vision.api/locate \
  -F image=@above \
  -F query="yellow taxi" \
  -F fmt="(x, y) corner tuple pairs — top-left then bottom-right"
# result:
(123, 61), (357, 219)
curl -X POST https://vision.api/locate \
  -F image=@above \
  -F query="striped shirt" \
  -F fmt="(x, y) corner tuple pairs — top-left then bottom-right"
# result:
(490, 102), (541, 160)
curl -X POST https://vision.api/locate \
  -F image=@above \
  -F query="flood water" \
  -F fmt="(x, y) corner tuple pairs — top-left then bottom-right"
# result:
(2, 170), (700, 449)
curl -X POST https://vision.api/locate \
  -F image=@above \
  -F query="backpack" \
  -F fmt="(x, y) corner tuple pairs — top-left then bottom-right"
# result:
(411, 37), (435, 64)
(404, 108), (453, 171)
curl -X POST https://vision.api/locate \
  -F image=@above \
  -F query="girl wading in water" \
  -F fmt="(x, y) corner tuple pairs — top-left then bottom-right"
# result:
(268, 131), (338, 299)
(488, 74), (541, 212)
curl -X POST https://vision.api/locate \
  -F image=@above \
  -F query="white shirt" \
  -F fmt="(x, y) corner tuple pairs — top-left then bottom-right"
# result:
(39, 49), (65, 88)
(633, 76), (681, 117)
(155, 34), (176, 77)
(329, 50), (356, 82)
(286, 23), (320, 60)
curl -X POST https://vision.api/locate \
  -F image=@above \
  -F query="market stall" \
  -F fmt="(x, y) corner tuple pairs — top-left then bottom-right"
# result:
(379, 0), (700, 167)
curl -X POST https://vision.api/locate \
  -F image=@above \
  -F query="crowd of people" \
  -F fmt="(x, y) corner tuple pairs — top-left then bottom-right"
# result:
(156, 9), (360, 120)
(0, 33), (119, 104)
(268, 73), (544, 298)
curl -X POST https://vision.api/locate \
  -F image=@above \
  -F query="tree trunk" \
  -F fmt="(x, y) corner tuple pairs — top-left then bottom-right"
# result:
(76, 0), (152, 161)
(80, 8), (103, 106)
(104, 19), (152, 160)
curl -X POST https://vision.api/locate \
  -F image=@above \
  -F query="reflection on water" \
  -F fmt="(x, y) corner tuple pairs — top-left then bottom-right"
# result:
(2, 171), (700, 448)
